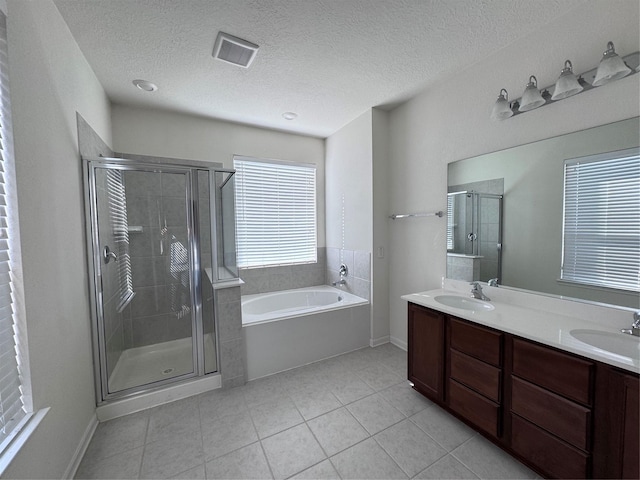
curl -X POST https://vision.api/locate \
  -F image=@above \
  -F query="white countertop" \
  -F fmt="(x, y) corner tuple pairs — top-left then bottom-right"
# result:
(402, 280), (639, 374)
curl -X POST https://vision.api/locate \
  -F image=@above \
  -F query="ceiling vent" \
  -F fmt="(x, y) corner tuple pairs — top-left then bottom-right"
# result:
(212, 32), (259, 68)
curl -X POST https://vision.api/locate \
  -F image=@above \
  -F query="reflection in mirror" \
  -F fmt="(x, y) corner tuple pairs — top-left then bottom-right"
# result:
(446, 189), (503, 283)
(448, 117), (640, 308)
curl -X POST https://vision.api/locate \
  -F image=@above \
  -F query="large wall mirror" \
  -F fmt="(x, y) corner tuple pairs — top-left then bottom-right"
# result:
(447, 117), (639, 309)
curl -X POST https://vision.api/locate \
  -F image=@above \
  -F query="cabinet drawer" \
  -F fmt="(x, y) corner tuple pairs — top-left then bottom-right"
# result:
(450, 318), (502, 367)
(450, 349), (501, 402)
(511, 414), (590, 479)
(511, 376), (591, 450)
(448, 379), (500, 437)
(512, 338), (593, 405)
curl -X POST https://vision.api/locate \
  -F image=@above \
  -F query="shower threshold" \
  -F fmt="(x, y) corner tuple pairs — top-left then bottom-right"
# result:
(108, 333), (216, 393)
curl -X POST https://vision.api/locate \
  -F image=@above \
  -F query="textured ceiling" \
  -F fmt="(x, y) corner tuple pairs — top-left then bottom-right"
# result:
(53, 0), (585, 138)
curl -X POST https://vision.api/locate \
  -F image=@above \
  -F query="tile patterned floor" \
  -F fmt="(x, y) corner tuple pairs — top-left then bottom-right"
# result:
(75, 344), (538, 479)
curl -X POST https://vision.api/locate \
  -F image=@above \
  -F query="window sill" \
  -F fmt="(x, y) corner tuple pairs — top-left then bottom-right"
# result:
(556, 278), (639, 296)
(0, 408), (49, 477)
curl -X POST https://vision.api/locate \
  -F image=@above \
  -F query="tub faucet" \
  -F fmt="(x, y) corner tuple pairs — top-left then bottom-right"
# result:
(487, 278), (499, 287)
(332, 263), (348, 287)
(620, 312), (640, 337)
(470, 282), (490, 301)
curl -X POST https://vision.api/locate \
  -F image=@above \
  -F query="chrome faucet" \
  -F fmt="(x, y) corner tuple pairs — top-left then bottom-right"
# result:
(620, 312), (640, 337)
(470, 282), (490, 301)
(332, 263), (348, 287)
(487, 278), (499, 287)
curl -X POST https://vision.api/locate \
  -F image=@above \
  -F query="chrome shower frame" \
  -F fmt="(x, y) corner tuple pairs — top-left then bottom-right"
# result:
(82, 155), (232, 404)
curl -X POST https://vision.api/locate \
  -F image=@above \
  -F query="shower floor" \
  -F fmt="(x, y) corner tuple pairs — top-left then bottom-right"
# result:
(108, 334), (216, 393)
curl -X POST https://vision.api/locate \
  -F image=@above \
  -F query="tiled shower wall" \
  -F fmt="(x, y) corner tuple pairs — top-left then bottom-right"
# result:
(124, 171), (193, 348)
(215, 285), (245, 388)
(446, 254), (481, 282)
(448, 179), (503, 283)
(478, 195), (501, 282)
(326, 248), (371, 301)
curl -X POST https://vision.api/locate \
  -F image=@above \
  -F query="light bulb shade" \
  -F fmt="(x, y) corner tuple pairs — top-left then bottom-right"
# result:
(518, 76), (545, 112)
(593, 41), (631, 87)
(551, 60), (584, 100)
(491, 89), (513, 120)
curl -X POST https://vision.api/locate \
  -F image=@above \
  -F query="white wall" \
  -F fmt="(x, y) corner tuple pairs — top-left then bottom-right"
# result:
(111, 104), (326, 246)
(387, 1), (640, 347)
(325, 110), (373, 251)
(372, 109), (390, 344)
(3, 0), (112, 477)
(325, 109), (391, 346)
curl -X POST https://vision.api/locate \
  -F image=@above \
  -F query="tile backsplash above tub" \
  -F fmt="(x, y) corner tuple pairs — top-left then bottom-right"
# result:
(239, 248), (327, 295)
(326, 248), (371, 301)
(239, 247), (371, 301)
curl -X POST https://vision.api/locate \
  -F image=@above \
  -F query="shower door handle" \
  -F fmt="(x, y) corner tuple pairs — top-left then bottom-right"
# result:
(103, 246), (117, 264)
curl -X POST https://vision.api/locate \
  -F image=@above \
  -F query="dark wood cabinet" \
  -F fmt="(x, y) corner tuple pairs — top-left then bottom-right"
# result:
(447, 317), (503, 438)
(511, 413), (591, 479)
(408, 303), (444, 402)
(407, 301), (640, 479)
(618, 372), (639, 480)
(594, 368), (640, 479)
(512, 338), (593, 405)
(509, 338), (594, 478)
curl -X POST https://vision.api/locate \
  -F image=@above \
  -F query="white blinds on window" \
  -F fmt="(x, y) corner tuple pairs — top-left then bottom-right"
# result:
(562, 148), (640, 292)
(234, 156), (317, 268)
(446, 195), (454, 250)
(105, 170), (134, 311)
(0, 11), (25, 449)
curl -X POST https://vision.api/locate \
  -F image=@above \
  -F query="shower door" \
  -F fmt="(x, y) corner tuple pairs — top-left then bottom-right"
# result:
(89, 164), (198, 398)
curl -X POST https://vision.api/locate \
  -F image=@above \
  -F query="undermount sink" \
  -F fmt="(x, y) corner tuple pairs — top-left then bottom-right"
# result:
(433, 295), (495, 311)
(570, 329), (640, 359)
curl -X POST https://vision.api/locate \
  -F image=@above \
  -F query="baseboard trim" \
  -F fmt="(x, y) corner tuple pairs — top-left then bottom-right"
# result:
(390, 335), (407, 351)
(64, 412), (98, 479)
(370, 335), (390, 348)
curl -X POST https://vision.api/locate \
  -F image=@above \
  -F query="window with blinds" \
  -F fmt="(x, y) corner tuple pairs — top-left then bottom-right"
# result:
(561, 147), (640, 292)
(446, 195), (454, 250)
(234, 156), (317, 268)
(0, 10), (26, 454)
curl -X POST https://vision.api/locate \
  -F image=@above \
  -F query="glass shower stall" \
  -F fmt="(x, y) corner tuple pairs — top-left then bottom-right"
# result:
(447, 191), (503, 282)
(83, 156), (236, 403)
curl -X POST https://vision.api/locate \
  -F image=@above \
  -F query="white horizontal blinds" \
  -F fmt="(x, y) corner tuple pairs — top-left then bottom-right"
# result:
(0, 10), (25, 447)
(234, 156), (317, 268)
(106, 170), (134, 310)
(446, 195), (454, 250)
(562, 148), (640, 292)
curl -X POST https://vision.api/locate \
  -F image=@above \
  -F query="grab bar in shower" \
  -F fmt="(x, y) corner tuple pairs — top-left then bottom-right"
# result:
(389, 211), (444, 220)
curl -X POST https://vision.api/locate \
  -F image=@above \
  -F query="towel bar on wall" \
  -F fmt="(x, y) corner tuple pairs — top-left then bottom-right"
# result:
(389, 211), (444, 220)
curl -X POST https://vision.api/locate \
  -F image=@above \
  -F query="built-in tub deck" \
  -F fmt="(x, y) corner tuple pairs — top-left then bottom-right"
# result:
(242, 285), (370, 380)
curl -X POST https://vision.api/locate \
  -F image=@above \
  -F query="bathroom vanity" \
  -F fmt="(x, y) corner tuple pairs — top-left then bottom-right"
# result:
(403, 285), (639, 479)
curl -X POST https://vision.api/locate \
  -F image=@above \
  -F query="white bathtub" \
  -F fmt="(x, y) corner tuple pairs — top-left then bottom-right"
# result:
(242, 285), (368, 325)
(242, 286), (370, 380)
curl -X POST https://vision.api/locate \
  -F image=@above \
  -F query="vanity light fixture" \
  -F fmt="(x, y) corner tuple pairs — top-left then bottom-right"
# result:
(491, 41), (639, 120)
(490, 89), (514, 120)
(551, 60), (583, 100)
(518, 76), (546, 112)
(592, 41), (631, 87)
